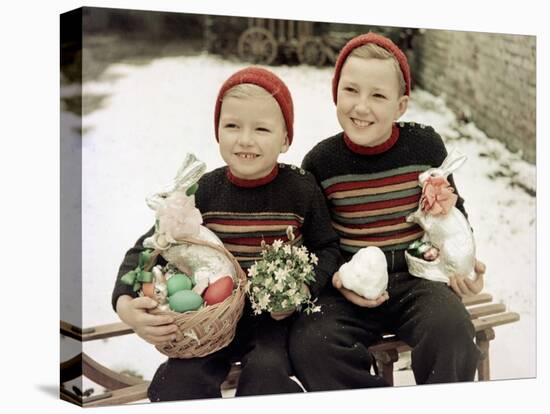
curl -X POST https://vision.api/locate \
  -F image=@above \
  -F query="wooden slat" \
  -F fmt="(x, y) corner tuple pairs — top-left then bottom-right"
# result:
(278, 20), (285, 42)
(472, 312), (520, 331)
(82, 353), (145, 390)
(81, 322), (134, 341)
(297, 21), (306, 38)
(369, 339), (410, 354)
(221, 363), (242, 390)
(288, 20), (295, 41)
(468, 303), (506, 319)
(304, 21), (312, 36)
(462, 293), (493, 307)
(84, 382), (149, 407)
(60, 320), (89, 341)
(61, 320), (134, 342)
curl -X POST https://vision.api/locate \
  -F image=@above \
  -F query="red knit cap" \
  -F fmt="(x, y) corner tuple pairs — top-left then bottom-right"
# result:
(332, 32), (411, 103)
(214, 67), (294, 145)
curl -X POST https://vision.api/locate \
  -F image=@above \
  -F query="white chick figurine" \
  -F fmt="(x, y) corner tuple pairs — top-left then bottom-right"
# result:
(338, 246), (388, 300)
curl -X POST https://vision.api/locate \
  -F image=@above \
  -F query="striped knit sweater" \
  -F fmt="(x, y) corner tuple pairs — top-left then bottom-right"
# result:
(112, 164), (340, 310)
(302, 121), (468, 271)
(194, 164), (340, 276)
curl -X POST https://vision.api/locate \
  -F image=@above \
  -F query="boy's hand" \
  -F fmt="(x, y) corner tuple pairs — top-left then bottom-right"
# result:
(449, 260), (486, 297)
(332, 272), (389, 308)
(116, 295), (178, 345)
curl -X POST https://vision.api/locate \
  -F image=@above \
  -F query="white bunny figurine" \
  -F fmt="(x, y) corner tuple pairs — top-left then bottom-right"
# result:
(405, 150), (476, 284)
(142, 153), (237, 284)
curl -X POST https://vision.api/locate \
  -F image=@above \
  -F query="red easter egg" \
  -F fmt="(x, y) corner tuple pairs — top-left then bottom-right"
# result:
(203, 276), (234, 305)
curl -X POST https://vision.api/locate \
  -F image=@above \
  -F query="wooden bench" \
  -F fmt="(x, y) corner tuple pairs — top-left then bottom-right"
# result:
(60, 292), (519, 405)
(368, 292), (520, 385)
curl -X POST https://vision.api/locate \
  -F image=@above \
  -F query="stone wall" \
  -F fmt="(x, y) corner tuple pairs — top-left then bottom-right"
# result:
(412, 30), (536, 163)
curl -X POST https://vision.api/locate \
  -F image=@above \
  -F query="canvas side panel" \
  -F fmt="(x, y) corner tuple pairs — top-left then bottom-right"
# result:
(60, 7), (84, 407)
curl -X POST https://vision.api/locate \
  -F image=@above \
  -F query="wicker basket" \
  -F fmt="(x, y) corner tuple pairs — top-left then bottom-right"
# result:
(147, 237), (246, 359)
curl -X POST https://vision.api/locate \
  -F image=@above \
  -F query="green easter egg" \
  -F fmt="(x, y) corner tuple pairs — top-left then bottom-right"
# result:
(168, 290), (204, 313)
(408, 240), (422, 250)
(167, 273), (192, 296)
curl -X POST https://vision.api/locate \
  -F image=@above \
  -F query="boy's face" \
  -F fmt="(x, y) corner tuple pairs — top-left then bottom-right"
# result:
(336, 56), (408, 147)
(218, 93), (289, 180)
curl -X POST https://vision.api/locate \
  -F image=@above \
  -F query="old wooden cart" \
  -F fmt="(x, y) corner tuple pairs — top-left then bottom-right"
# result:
(235, 18), (351, 66)
(206, 16), (416, 67)
(206, 17), (354, 66)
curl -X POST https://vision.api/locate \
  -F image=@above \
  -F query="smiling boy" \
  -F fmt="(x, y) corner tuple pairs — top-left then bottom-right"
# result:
(112, 67), (340, 401)
(336, 48), (408, 148)
(288, 33), (485, 390)
(215, 81), (289, 180)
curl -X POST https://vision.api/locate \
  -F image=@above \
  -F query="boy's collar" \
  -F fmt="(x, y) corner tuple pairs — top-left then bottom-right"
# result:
(343, 124), (400, 155)
(226, 164), (279, 188)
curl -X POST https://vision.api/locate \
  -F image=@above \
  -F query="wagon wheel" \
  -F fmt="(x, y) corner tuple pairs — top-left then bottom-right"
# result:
(237, 27), (278, 65)
(297, 37), (327, 66)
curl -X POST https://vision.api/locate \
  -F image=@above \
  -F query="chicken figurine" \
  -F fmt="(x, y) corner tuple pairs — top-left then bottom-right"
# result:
(338, 246), (388, 300)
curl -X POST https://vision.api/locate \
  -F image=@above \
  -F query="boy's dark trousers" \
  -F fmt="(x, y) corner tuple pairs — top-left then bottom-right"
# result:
(147, 304), (303, 401)
(288, 272), (481, 391)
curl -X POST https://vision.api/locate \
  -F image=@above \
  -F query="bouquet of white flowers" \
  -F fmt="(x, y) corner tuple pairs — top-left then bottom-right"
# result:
(246, 227), (321, 315)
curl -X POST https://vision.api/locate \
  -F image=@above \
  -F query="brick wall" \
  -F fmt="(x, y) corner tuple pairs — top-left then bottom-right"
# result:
(412, 30), (536, 163)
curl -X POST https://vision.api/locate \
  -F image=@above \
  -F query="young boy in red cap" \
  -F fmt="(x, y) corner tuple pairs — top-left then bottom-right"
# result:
(288, 33), (486, 389)
(111, 67), (340, 401)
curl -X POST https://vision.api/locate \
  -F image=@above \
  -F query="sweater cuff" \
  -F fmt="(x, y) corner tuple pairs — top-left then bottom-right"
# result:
(308, 243), (341, 299)
(111, 284), (138, 313)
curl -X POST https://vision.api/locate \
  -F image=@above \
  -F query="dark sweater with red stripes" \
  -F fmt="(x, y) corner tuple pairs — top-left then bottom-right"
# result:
(302, 121), (468, 271)
(111, 163), (341, 310)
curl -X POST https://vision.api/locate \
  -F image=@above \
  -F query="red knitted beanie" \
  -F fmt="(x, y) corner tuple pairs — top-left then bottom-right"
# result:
(214, 67), (294, 145)
(332, 32), (411, 103)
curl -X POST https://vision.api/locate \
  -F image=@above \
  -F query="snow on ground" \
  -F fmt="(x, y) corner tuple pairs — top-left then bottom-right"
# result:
(60, 53), (535, 392)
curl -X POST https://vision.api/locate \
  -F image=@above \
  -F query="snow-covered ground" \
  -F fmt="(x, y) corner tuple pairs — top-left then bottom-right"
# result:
(61, 53), (536, 393)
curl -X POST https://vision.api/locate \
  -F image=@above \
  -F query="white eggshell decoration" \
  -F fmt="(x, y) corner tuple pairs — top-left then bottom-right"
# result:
(338, 246), (388, 300)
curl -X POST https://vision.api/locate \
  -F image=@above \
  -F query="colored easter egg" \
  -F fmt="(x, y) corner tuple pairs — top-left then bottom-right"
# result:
(167, 273), (192, 296)
(203, 276), (234, 305)
(141, 282), (155, 299)
(168, 290), (204, 313)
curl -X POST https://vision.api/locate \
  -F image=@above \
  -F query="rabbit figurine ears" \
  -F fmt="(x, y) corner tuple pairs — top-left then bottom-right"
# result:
(146, 153), (206, 211)
(418, 149), (467, 185)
